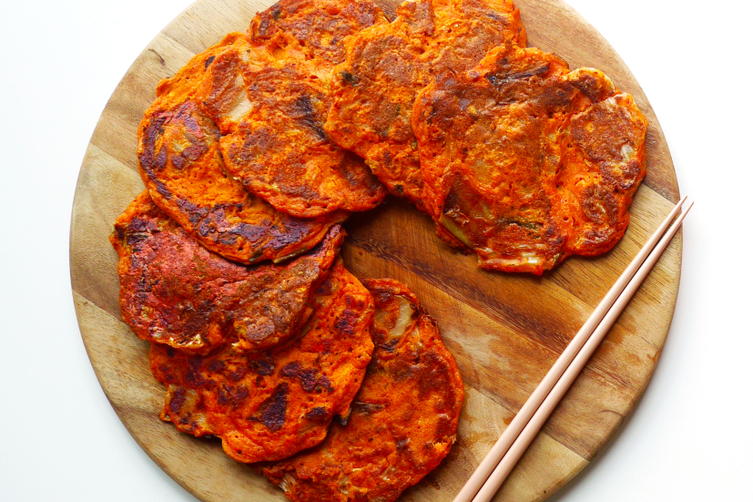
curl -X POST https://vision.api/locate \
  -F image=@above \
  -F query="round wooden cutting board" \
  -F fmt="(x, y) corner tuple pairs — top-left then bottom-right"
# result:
(69, 0), (682, 501)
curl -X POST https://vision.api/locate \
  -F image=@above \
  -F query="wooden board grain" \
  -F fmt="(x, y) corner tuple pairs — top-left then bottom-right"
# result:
(69, 0), (683, 501)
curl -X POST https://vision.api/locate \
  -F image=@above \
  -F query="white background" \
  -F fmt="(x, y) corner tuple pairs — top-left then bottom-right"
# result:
(1, 0), (751, 500)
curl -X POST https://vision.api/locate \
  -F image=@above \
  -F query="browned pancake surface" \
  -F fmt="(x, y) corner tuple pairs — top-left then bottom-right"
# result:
(262, 279), (464, 502)
(250, 0), (387, 65)
(325, 0), (526, 209)
(150, 260), (375, 463)
(110, 192), (344, 353)
(138, 33), (346, 264)
(413, 43), (647, 274)
(218, 0), (388, 218)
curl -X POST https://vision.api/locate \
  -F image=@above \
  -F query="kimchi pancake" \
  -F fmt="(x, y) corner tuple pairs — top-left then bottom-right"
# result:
(325, 0), (526, 208)
(218, 0), (388, 218)
(139, 33), (345, 264)
(139, 99), (346, 265)
(262, 279), (464, 502)
(218, 54), (387, 218)
(110, 192), (344, 353)
(249, 0), (388, 66)
(413, 43), (647, 274)
(150, 260), (375, 463)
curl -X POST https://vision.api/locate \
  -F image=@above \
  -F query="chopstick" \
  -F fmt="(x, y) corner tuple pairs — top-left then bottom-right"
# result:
(454, 197), (693, 502)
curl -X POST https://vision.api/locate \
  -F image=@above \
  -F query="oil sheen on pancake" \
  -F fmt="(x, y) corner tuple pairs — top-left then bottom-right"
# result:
(149, 259), (375, 463)
(110, 192), (344, 354)
(326, 0), (526, 209)
(262, 279), (464, 502)
(218, 0), (388, 218)
(413, 42), (648, 274)
(138, 33), (346, 265)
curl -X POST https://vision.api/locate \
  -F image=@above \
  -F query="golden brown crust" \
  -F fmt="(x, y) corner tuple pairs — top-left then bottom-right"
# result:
(110, 192), (344, 353)
(262, 279), (464, 502)
(413, 43), (647, 274)
(139, 33), (346, 264)
(149, 260), (375, 463)
(325, 0), (526, 209)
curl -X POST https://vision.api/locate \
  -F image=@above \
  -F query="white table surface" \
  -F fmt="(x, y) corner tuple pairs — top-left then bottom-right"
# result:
(1, 0), (751, 500)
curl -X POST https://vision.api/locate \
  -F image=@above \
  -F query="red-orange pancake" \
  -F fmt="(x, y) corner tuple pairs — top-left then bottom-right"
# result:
(138, 33), (347, 264)
(413, 42), (647, 273)
(150, 260), (375, 463)
(262, 279), (464, 502)
(110, 192), (344, 354)
(217, 0), (389, 218)
(326, 0), (526, 209)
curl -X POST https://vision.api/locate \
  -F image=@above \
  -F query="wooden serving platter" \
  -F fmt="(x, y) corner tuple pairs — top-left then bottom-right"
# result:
(69, 0), (682, 501)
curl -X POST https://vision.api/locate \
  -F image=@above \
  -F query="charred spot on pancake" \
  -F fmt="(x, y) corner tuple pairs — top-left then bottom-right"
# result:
(335, 309), (359, 337)
(259, 384), (288, 432)
(304, 407), (329, 421)
(223, 359), (248, 382)
(250, 357), (275, 376)
(217, 384), (251, 409)
(207, 360), (225, 373)
(339, 71), (360, 86)
(184, 356), (212, 388)
(168, 387), (188, 414)
(580, 184), (619, 225)
(484, 58), (550, 85)
(291, 95), (328, 142)
(281, 362), (335, 393)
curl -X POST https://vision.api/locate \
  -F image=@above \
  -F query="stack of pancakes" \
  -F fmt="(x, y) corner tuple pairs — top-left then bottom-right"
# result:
(112, 193), (463, 501)
(111, 0), (647, 500)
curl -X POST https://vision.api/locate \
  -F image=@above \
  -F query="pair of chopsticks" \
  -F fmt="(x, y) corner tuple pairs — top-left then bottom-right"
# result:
(454, 196), (693, 502)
